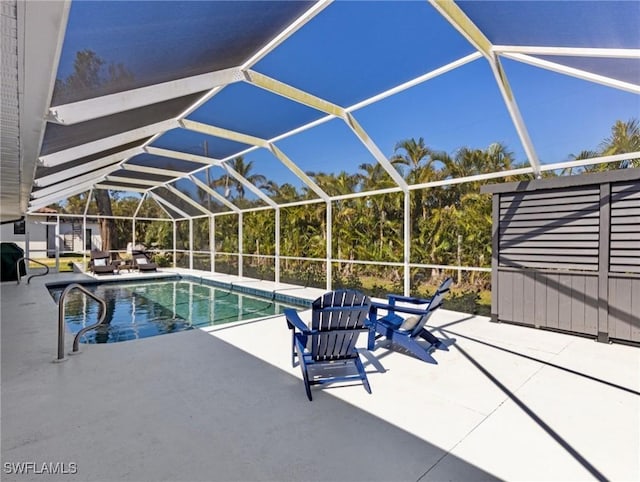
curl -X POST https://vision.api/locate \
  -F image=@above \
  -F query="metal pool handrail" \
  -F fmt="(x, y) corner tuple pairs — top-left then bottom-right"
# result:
(57, 283), (107, 361)
(16, 257), (50, 285)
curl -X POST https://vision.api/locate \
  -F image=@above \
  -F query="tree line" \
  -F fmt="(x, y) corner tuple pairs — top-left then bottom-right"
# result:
(54, 118), (639, 292)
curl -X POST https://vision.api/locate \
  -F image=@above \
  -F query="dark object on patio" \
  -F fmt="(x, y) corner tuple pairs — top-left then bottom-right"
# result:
(89, 251), (116, 275)
(369, 277), (453, 363)
(1, 242), (26, 281)
(284, 290), (372, 401)
(132, 252), (158, 272)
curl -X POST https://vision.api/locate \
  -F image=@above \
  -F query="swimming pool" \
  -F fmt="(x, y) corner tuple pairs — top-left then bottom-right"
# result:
(48, 279), (304, 344)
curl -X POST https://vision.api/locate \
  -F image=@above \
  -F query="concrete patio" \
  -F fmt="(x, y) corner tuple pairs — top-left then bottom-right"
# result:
(1, 269), (639, 481)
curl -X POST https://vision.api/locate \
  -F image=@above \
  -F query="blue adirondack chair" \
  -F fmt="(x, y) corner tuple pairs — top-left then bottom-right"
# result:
(284, 290), (372, 401)
(368, 277), (453, 363)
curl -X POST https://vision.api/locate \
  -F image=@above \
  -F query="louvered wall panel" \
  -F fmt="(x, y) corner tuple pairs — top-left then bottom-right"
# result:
(610, 182), (640, 274)
(498, 187), (600, 271)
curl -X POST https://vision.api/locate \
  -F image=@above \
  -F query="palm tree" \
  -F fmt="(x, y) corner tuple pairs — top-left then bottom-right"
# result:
(600, 118), (640, 168)
(214, 156), (268, 200)
(392, 137), (435, 173)
(563, 150), (600, 175)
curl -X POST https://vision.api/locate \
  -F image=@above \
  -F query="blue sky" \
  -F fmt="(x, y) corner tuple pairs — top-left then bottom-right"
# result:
(56, 1), (640, 196)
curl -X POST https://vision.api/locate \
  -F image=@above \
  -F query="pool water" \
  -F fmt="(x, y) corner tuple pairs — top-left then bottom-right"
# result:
(49, 280), (301, 344)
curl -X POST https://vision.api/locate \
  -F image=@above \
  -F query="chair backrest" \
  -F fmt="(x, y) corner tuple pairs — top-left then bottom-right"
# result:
(90, 251), (110, 261)
(406, 277), (452, 337)
(133, 252), (150, 264)
(310, 290), (370, 361)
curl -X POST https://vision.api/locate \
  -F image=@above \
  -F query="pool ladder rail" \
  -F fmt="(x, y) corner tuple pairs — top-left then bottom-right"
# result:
(15, 257), (50, 285)
(56, 283), (108, 362)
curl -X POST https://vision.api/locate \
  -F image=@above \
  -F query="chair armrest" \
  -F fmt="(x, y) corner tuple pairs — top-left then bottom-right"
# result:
(386, 294), (432, 305)
(371, 301), (430, 316)
(284, 308), (311, 333)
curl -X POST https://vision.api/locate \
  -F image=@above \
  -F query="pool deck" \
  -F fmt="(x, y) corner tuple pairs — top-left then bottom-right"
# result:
(1, 269), (639, 481)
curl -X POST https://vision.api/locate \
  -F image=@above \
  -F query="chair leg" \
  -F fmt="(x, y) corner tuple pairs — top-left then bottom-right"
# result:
(354, 356), (371, 394)
(395, 336), (438, 364)
(300, 361), (313, 401)
(291, 331), (297, 367)
(418, 328), (441, 347)
(295, 338), (313, 401)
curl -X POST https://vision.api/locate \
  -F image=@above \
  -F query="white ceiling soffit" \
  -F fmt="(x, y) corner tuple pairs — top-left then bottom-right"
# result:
(1, 0), (68, 220)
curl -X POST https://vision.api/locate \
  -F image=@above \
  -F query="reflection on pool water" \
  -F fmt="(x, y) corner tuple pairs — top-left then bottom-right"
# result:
(49, 279), (302, 344)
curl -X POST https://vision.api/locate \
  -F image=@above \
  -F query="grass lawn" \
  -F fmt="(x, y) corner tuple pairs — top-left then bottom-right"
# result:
(28, 256), (85, 273)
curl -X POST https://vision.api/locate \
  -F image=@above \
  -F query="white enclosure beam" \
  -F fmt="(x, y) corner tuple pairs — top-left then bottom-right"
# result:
(538, 151), (640, 173)
(222, 164), (278, 208)
(492, 46), (640, 59)
(501, 52), (640, 94)
(48, 67), (244, 125)
(429, 0), (493, 59)
(343, 113), (409, 191)
(34, 146), (143, 186)
(32, 165), (117, 198)
(275, 207), (280, 284)
(151, 192), (190, 218)
(348, 52), (483, 112)
(241, 1), (332, 69)
(181, 119), (268, 148)
(105, 176), (165, 186)
(174, 1), (331, 123)
(430, 0), (542, 177)
(244, 70), (344, 116)
(28, 182), (94, 211)
(38, 119), (178, 167)
(133, 192), (146, 218)
(95, 184), (148, 193)
(268, 144), (330, 201)
(403, 190), (411, 296)
(145, 146), (223, 166)
(122, 164), (188, 178)
(189, 175), (241, 213)
(489, 57), (542, 176)
(165, 184), (213, 215)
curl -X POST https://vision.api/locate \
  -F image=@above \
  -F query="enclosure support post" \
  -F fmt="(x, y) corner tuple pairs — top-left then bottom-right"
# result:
(82, 216), (86, 267)
(238, 212), (243, 278)
(326, 201), (332, 291)
(172, 220), (177, 268)
(275, 207), (280, 284)
(404, 191), (411, 296)
(189, 218), (194, 270)
(55, 215), (60, 273)
(132, 218), (136, 250)
(210, 215), (215, 273)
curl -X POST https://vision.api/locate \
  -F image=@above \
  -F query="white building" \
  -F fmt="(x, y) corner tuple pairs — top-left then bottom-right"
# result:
(1, 211), (101, 258)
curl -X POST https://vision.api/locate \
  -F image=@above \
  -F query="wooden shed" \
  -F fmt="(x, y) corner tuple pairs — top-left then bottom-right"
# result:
(482, 168), (640, 344)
